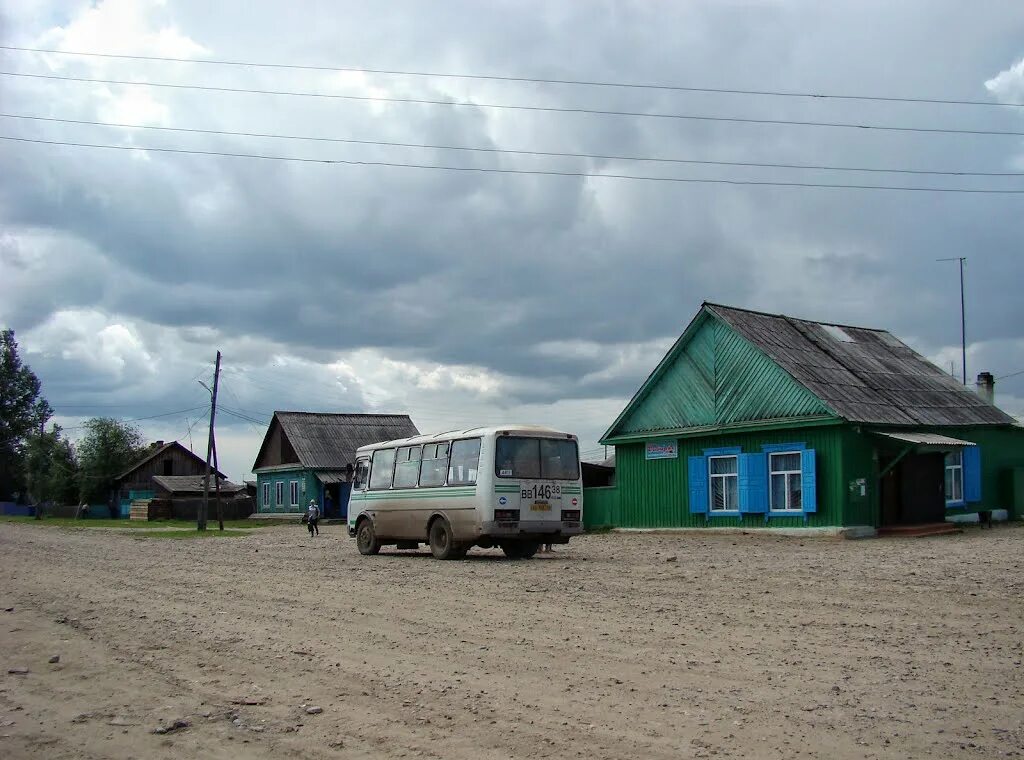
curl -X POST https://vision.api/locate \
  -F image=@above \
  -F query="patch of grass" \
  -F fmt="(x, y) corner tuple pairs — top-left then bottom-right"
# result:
(0, 516), (275, 530)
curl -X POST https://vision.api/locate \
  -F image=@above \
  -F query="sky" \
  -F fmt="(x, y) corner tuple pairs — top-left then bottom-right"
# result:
(1, 0), (1023, 482)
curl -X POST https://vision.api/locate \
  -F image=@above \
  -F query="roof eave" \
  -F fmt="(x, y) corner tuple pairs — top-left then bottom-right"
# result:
(600, 414), (843, 445)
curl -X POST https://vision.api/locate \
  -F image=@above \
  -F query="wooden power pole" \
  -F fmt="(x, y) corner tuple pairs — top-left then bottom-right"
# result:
(200, 350), (222, 531)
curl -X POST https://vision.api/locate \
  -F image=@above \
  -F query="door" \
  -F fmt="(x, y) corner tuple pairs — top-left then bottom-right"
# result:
(899, 453), (946, 524)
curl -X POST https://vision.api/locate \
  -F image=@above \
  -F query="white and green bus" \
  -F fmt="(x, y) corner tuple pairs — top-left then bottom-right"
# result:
(347, 425), (583, 559)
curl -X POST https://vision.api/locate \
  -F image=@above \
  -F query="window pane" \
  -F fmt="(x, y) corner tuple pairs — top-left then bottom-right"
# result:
(945, 451), (962, 467)
(710, 456), (737, 475)
(788, 473), (802, 509)
(771, 473), (786, 510)
(495, 437), (541, 479)
(953, 469), (963, 502)
(711, 478), (725, 510)
(369, 449), (396, 489)
(945, 469), (953, 500)
(393, 446), (422, 488)
(726, 476), (738, 509)
(353, 460), (370, 490)
(771, 453), (801, 472)
(540, 439), (580, 480)
(418, 443), (449, 487)
(449, 439), (482, 486)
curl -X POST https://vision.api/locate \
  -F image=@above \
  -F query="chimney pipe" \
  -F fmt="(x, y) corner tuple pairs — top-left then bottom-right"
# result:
(154, 440), (165, 448)
(975, 372), (995, 405)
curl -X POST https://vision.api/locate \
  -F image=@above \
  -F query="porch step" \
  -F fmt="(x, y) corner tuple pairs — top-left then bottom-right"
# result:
(877, 523), (963, 538)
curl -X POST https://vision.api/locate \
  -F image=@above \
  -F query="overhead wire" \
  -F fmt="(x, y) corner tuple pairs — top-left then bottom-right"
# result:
(4, 135), (1023, 194)
(2, 45), (1020, 108)
(3, 113), (1020, 177)
(4, 71), (1024, 137)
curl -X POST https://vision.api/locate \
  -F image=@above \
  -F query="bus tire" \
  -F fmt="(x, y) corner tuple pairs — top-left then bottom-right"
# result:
(500, 541), (539, 560)
(356, 518), (381, 555)
(428, 517), (461, 560)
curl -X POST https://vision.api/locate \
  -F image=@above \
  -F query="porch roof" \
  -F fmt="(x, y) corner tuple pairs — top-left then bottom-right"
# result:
(872, 430), (977, 449)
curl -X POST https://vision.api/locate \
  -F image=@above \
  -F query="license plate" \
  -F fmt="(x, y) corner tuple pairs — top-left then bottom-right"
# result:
(530, 502), (551, 512)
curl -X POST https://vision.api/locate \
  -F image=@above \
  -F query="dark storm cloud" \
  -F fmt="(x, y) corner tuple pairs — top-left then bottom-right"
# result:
(2, 0), (1024, 419)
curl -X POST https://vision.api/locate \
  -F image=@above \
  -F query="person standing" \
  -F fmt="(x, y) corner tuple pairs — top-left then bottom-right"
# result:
(305, 499), (321, 537)
(324, 490), (334, 519)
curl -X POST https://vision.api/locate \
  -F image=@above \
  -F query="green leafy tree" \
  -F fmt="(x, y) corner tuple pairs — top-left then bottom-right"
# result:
(0, 329), (53, 501)
(25, 425), (79, 506)
(77, 418), (146, 506)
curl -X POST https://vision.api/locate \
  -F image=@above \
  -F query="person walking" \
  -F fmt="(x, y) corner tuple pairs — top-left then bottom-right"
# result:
(305, 499), (321, 537)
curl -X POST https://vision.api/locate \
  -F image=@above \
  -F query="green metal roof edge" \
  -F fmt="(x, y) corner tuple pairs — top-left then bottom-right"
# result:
(601, 303), (843, 442)
(600, 414), (843, 445)
(599, 308), (712, 442)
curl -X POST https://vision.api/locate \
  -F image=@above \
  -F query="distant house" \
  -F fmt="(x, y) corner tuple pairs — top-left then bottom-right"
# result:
(591, 302), (1024, 533)
(252, 413), (419, 517)
(115, 441), (223, 516)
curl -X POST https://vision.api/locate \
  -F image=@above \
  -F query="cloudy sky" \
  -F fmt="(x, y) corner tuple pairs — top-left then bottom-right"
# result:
(2, 0), (1023, 482)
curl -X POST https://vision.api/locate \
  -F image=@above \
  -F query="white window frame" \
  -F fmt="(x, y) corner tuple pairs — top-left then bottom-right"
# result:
(275, 481), (284, 507)
(262, 482), (271, 510)
(708, 455), (739, 512)
(769, 451), (804, 512)
(945, 451), (964, 504)
(289, 480), (299, 507)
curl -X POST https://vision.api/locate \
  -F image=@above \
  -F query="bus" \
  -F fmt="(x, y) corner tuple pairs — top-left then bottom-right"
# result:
(347, 425), (583, 559)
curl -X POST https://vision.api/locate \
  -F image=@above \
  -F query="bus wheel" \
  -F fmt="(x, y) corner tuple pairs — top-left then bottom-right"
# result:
(428, 518), (461, 560)
(501, 541), (539, 560)
(356, 519), (381, 555)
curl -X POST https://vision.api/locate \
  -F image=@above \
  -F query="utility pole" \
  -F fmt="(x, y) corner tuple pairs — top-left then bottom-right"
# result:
(199, 351), (222, 531)
(937, 257), (967, 385)
(212, 436), (223, 531)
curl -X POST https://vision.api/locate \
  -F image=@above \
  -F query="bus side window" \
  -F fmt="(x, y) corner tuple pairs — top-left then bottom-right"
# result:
(353, 459), (370, 490)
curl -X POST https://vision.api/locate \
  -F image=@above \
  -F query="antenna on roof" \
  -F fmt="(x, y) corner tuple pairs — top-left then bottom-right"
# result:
(936, 257), (967, 385)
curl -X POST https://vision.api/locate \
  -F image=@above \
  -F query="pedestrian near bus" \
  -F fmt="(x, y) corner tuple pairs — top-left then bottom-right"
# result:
(305, 499), (321, 537)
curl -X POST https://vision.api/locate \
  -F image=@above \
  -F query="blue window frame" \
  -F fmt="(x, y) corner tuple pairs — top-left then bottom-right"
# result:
(688, 444), (817, 518)
(947, 446), (982, 506)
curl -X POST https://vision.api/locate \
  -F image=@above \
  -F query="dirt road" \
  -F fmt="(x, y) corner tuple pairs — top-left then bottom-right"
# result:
(1, 522), (1022, 759)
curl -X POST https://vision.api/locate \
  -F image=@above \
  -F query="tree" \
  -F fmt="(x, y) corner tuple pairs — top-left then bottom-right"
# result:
(25, 425), (79, 507)
(77, 418), (146, 506)
(0, 329), (53, 501)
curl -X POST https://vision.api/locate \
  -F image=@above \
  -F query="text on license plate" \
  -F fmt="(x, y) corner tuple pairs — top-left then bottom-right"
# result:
(530, 502), (551, 512)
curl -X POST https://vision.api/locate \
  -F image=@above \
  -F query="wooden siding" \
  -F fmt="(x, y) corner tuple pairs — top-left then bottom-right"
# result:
(613, 426), (851, 528)
(119, 445), (209, 496)
(612, 317), (832, 438)
(252, 419), (300, 471)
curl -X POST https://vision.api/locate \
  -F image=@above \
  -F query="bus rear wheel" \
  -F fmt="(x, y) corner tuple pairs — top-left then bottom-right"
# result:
(356, 519), (381, 555)
(429, 518), (464, 560)
(500, 541), (539, 560)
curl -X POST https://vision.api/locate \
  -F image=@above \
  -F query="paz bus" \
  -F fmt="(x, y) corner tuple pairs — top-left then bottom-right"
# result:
(347, 425), (583, 559)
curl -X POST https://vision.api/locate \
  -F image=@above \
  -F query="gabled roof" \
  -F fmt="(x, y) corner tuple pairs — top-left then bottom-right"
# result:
(152, 475), (245, 494)
(603, 302), (1014, 442)
(116, 441), (224, 481)
(705, 303), (1013, 427)
(252, 412), (419, 471)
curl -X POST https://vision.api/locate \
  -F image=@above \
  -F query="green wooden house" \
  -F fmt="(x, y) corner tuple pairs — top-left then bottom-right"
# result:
(589, 303), (1024, 532)
(252, 412), (418, 518)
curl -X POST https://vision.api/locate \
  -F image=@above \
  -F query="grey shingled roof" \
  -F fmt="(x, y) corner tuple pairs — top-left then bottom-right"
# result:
(277, 412), (420, 468)
(152, 475), (245, 494)
(706, 303), (1014, 427)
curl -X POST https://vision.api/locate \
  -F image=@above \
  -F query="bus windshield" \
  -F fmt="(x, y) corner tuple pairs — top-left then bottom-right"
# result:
(495, 437), (580, 480)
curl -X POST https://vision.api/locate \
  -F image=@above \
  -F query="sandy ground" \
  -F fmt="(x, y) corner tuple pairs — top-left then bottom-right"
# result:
(0, 522), (1022, 760)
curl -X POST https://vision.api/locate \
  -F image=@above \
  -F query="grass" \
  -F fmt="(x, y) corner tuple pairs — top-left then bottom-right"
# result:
(0, 516), (290, 530)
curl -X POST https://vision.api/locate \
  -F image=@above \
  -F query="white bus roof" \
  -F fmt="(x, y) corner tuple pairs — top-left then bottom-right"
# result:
(353, 425), (577, 454)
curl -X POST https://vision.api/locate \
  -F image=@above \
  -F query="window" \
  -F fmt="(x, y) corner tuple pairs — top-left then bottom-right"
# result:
(419, 443), (449, 487)
(352, 459), (370, 491)
(369, 449), (397, 490)
(495, 437), (580, 481)
(709, 456), (738, 511)
(448, 439), (482, 485)
(945, 451), (963, 504)
(275, 481), (284, 507)
(289, 480), (299, 506)
(393, 446), (423, 489)
(163, 459), (173, 476)
(770, 452), (803, 511)
(262, 482), (271, 509)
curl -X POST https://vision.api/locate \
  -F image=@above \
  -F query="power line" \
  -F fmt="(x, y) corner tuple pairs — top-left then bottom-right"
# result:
(996, 368), (1024, 380)
(57, 404), (209, 430)
(3, 45), (1020, 109)
(5, 70), (1024, 137)
(5, 112), (1021, 178)
(4, 135), (1024, 194)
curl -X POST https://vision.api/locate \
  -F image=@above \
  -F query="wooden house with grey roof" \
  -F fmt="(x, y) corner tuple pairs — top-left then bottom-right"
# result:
(589, 302), (1024, 533)
(252, 412), (419, 517)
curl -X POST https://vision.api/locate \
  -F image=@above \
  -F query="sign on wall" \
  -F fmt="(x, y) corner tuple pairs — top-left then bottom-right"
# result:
(645, 440), (679, 460)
